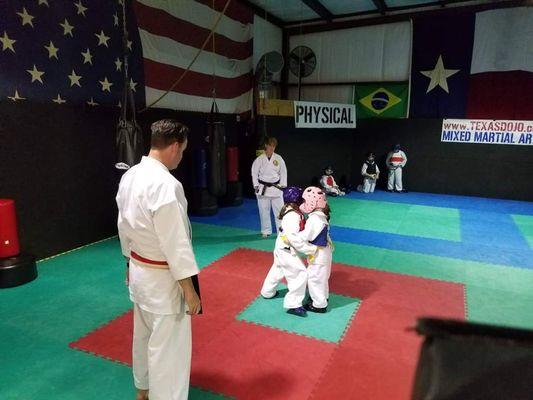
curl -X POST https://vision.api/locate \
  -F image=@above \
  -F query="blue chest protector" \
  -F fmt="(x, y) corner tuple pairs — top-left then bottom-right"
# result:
(310, 226), (329, 246)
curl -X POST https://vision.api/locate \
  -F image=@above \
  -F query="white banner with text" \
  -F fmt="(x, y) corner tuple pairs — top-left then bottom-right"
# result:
(442, 119), (533, 146)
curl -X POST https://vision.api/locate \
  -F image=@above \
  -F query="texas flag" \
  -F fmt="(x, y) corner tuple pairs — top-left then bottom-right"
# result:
(467, 7), (533, 120)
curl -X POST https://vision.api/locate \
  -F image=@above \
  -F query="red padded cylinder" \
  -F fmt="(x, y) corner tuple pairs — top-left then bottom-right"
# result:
(226, 147), (239, 183)
(0, 199), (20, 258)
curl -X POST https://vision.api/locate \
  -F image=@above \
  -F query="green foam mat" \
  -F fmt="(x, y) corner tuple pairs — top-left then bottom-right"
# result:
(512, 214), (533, 249)
(328, 197), (461, 241)
(237, 286), (360, 343)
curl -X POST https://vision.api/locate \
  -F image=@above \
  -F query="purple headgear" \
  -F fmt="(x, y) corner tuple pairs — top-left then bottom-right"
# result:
(300, 186), (327, 214)
(283, 186), (304, 204)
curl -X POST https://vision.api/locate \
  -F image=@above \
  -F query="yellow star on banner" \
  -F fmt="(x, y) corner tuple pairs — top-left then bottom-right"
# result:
(95, 30), (110, 47)
(0, 31), (16, 52)
(7, 90), (26, 102)
(74, 1), (87, 16)
(114, 57), (122, 71)
(60, 19), (74, 37)
(17, 8), (35, 27)
(99, 77), (113, 92)
(81, 48), (93, 65)
(68, 70), (82, 87)
(420, 55), (460, 94)
(52, 94), (66, 104)
(44, 41), (59, 59)
(27, 64), (45, 83)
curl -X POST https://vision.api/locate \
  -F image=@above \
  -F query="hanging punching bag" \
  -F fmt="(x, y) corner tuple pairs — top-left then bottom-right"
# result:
(116, 85), (143, 170)
(193, 148), (208, 189)
(207, 101), (227, 196)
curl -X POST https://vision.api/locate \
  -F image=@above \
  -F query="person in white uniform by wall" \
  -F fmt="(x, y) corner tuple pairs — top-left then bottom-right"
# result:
(251, 137), (287, 238)
(386, 144), (408, 193)
(116, 119), (202, 400)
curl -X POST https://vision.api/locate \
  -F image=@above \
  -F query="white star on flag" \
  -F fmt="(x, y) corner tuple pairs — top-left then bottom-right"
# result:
(44, 41), (59, 59)
(8, 90), (26, 101)
(68, 70), (82, 87)
(52, 94), (66, 104)
(81, 48), (93, 64)
(115, 57), (122, 71)
(0, 31), (16, 52)
(27, 64), (45, 83)
(60, 19), (74, 37)
(87, 98), (99, 106)
(95, 30), (110, 47)
(129, 78), (138, 92)
(113, 14), (119, 27)
(37, 0), (49, 6)
(99, 77), (113, 92)
(127, 40), (132, 51)
(17, 8), (35, 27)
(74, 1), (88, 17)
(420, 55), (460, 94)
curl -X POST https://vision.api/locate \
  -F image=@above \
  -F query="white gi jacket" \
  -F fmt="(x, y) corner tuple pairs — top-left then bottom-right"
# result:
(251, 153), (287, 197)
(386, 150), (407, 169)
(116, 156), (200, 315)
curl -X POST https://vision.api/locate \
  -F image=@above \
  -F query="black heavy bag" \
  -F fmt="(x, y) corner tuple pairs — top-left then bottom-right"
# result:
(412, 318), (533, 400)
(192, 148), (208, 189)
(116, 118), (143, 170)
(207, 101), (226, 196)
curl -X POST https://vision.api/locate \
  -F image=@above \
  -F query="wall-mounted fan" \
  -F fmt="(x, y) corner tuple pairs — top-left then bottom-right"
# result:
(289, 45), (316, 100)
(255, 51), (284, 91)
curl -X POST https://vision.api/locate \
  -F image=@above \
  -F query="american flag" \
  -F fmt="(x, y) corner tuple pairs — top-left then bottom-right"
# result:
(134, 0), (253, 114)
(0, 0), (145, 108)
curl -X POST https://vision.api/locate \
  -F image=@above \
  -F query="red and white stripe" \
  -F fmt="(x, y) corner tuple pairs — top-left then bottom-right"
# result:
(134, 0), (253, 114)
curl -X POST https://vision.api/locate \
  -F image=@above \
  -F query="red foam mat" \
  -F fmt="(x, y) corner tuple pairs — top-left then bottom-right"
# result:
(70, 248), (465, 399)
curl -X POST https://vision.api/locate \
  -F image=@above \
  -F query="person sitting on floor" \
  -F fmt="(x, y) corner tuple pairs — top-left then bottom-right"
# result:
(320, 166), (345, 197)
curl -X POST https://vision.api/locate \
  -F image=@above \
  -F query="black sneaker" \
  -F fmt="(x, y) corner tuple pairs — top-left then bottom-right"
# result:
(287, 306), (307, 317)
(304, 303), (327, 313)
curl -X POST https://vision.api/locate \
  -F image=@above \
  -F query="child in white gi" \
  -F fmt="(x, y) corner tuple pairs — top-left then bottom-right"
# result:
(298, 187), (333, 313)
(386, 144), (407, 192)
(320, 166), (345, 196)
(357, 152), (380, 193)
(260, 187), (317, 317)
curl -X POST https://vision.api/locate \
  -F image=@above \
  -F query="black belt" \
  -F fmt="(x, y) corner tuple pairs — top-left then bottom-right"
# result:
(258, 179), (280, 195)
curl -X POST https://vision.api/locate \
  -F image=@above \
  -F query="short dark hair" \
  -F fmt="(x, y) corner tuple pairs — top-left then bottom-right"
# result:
(265, 137), (278, 147)
(150, 119), (189, 149)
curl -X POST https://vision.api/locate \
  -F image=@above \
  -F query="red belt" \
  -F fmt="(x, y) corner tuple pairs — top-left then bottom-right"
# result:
(130, 251), (169, 269)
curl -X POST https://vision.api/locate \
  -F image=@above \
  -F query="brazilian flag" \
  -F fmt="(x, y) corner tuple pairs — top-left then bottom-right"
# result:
(353, 83), (409, 119)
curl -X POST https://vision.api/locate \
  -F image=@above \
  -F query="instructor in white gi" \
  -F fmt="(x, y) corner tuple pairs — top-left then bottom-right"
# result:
(251, 137), (287, 237)
(116, 119), (201, 400)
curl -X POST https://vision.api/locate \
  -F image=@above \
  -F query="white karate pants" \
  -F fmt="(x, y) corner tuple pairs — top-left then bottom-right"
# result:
(257, 195), (283, 235)
(133, 304), (192, 400)
(260, 249), (307, 309)
(307, 246), (332, 309)
(387, 167), (403, 191)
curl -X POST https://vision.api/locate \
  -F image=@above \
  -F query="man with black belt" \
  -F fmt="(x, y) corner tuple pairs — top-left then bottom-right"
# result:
(251, 137), (287, 238)
(116, 119), (201, 400)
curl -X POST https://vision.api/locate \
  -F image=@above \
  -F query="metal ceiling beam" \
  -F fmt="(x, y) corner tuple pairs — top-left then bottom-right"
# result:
(237, 0), (284, 27)
(286, 0), (528, 34)
(372, 0), (388, 15)
(301, 0), (334, 22)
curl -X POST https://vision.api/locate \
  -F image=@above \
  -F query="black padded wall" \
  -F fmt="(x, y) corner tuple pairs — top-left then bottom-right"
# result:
(0, 101), (121, 259)
(261, 116), (533, 201)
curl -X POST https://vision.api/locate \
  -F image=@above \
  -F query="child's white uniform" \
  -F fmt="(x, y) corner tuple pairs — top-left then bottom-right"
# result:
(260, 206), (317, 309)
(320, 175), (345, 196)
(297, 210), (332, 309)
